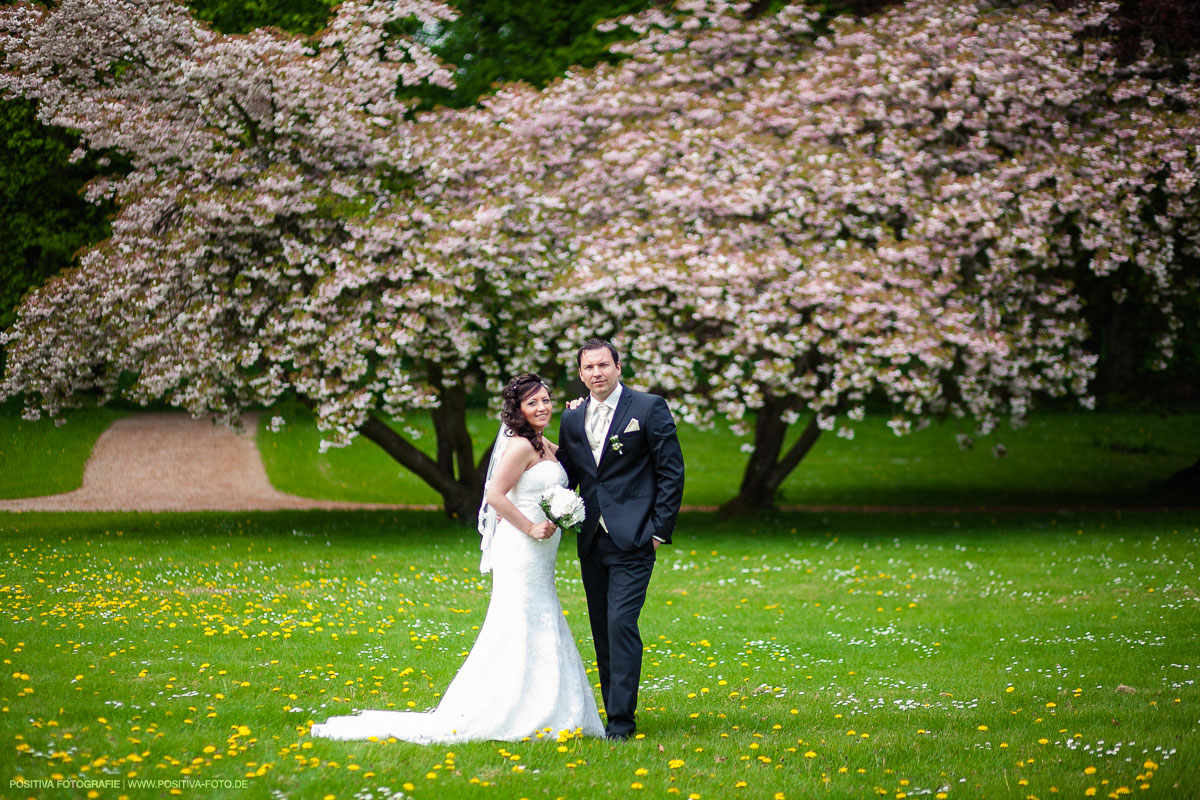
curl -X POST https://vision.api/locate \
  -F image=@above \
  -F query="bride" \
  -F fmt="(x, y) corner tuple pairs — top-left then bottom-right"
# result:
(310, 374), (605, 743)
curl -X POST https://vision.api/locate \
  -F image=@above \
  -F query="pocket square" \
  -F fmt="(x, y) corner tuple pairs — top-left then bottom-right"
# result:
(623, 418), (641, 433)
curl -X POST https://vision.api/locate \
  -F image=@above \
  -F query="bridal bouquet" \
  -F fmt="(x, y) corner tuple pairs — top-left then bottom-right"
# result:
(539, 485), (586, 535)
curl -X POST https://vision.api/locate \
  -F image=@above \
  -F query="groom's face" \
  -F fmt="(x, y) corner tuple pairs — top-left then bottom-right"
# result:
(579, 348), (621, 401)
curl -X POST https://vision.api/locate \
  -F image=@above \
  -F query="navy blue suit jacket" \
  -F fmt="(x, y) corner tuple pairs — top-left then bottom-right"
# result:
(558, 386), (685, 555)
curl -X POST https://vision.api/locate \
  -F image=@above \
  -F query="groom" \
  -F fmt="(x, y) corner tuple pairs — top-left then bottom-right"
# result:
(557, 338), (685, 740)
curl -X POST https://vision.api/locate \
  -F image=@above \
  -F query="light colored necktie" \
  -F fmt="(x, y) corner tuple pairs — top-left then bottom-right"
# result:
(588, 401), (612, 531)
(588, 401), (611, 462)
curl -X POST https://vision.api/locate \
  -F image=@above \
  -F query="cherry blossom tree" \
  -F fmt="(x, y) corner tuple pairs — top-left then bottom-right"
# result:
(481, 0), (1199, 511)
(0, 0), (551, 518)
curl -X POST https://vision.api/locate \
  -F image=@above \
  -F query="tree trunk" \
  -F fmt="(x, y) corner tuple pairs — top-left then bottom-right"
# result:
(719, 410), (822, 516)
(1095, 296), (1137, 395)
(439, 378), (483, 490)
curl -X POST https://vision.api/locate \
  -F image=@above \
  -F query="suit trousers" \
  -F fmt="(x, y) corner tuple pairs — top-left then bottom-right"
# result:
(580, 524), (656, 738)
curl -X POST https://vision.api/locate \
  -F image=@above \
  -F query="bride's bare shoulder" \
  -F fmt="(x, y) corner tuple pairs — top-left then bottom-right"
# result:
(500, 433), (536, 462)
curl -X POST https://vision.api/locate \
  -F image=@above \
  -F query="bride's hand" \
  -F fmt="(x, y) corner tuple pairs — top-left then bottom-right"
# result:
(565, 397), (586, 410)
(527, 521), (556, 539)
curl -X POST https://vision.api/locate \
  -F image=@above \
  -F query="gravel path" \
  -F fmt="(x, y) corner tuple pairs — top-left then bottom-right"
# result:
(0, 412), (408, 512)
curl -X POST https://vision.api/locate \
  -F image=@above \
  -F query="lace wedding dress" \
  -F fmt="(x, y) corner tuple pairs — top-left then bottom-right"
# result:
(311, 460), (604, 743)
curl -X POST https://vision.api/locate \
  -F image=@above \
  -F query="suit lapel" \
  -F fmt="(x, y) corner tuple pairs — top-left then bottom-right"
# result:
(571, 404), (597, 476)
(597, 387), (633, 472)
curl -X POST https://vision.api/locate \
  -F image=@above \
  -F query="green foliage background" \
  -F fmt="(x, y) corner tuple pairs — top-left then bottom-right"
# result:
(403, 0), (654, 111)
(0, 100), (112, 333)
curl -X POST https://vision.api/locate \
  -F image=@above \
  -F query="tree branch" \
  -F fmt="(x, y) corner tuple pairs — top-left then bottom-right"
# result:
(357, 412), (458, 496)
(767, 412), (823, 489)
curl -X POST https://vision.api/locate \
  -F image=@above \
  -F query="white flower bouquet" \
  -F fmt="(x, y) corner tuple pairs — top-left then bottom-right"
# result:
(539, 485), (586, 535)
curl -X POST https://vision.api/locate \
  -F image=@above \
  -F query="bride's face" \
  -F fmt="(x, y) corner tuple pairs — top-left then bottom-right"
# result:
(520, 386), (553, 433)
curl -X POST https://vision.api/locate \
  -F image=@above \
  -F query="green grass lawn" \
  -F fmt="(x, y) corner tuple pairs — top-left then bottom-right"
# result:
(257, 401), (1200, 508)
(1, 510), (1196, 799)
(0, 407), (127, 499)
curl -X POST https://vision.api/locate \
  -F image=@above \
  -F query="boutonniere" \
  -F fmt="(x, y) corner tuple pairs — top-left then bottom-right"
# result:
(609, 434), (624, 454)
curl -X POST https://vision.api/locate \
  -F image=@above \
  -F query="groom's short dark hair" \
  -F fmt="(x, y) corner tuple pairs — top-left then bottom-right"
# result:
(578, 338), (620, 369)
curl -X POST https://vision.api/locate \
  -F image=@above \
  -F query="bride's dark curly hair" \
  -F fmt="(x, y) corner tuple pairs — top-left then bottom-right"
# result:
(500, 373), (552, 457)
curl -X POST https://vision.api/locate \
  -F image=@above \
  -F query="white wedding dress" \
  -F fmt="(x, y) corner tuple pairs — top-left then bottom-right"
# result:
(311, 460), (604, 743)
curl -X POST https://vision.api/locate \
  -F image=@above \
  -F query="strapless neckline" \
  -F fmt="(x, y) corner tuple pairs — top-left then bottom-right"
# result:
(509, 460), (568, 510)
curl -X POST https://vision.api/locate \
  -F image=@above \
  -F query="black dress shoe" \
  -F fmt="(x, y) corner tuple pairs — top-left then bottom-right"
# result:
(605, 731), (633, 741)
